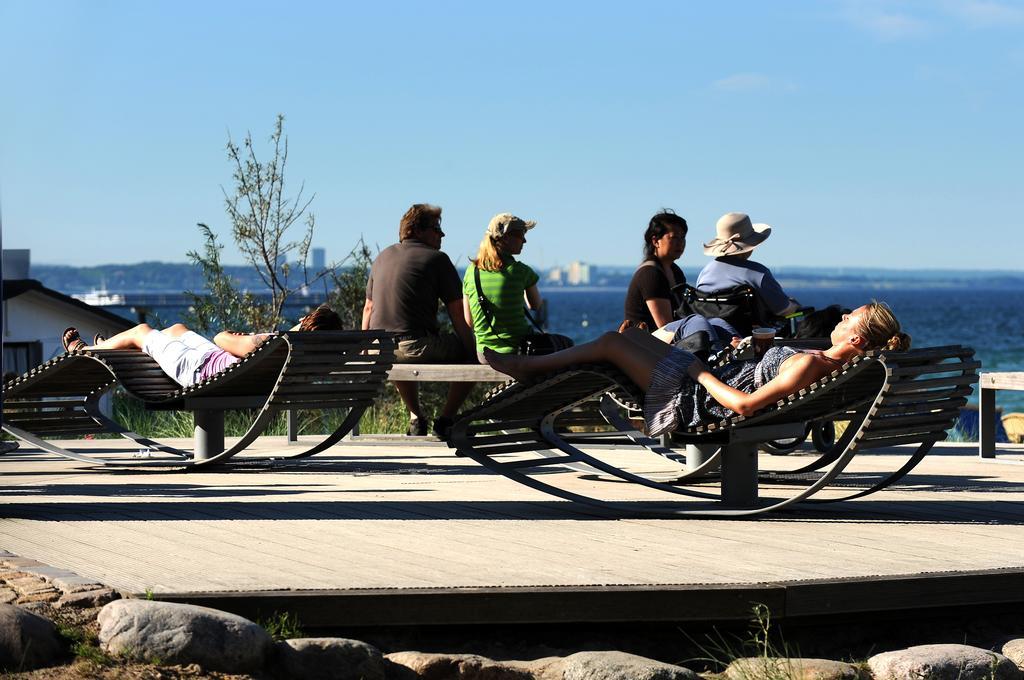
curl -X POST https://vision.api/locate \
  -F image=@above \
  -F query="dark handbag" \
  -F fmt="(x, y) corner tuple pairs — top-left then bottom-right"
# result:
(518, 331), (574, 356)
(473, 265), (575, 356)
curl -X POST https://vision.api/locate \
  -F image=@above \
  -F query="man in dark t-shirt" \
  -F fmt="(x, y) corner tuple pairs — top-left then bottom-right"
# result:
(362, 203), (475, 438)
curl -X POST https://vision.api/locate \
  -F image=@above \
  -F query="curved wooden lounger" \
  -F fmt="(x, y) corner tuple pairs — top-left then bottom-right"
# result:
(2, 330), (396, 467)
(448, 345), (978, 518)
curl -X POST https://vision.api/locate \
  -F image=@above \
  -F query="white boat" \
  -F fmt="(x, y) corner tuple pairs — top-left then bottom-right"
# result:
(72, 289), (126, 306)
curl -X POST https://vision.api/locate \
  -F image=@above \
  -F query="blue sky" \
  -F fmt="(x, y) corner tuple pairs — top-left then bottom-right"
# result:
(1, 0), (1022, 271)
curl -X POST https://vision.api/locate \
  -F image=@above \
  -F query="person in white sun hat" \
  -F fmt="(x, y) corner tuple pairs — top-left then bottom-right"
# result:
(695, 212), (801, 318)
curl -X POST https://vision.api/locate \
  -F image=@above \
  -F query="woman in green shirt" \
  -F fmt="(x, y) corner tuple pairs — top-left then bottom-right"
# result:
(463, 213), (542, 361)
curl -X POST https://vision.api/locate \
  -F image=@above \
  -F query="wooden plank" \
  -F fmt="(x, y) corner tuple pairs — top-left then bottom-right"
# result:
(888, 360), (981, 377)
(786, 570), (1024, 617)
(168, 585), (786, 626)
(980, 372), (1024, 391)
(387, 364), (508, 382)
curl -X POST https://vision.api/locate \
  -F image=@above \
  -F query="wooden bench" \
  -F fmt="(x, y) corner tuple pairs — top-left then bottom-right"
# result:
(285, 362), (510, 442)
(979, 372), (1024, 458)
(448, 345), (979, 518)
(4, 331), (396, 467)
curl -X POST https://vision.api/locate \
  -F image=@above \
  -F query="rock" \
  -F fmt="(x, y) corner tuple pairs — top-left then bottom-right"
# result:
(97, 599), (273, 673)
(6, 576), (54, 595)
(56, 587), (119, 609)
(50, 576), (108, 594)
(508, 656), (565, 680)
(15, 589), (61, 604)
(868, 644), (1021, 680)
(0, 558), (43, 569)
(0, 590), (16, 605)
(0, 603), (66, 671)
(560, 651), (699, 680)
(726, 656), (867, 679)
(385, 651), (533, 679)
(275, 637), (385, 680)
(1004, 639), (1024, 669)
(17, 602), (51, 616)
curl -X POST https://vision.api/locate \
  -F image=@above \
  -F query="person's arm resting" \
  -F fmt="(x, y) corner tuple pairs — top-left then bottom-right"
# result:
(645, 298), (674, 328)
(361, 298), (373, 331)
(688, 353), (818, 417)
(447, 298), (475, 356)
(524, 284), (542, 310)
(213, 332), (265, 358)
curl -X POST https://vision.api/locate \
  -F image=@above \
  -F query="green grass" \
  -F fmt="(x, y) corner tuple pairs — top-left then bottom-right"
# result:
(257, 611), (304, 641)
(684, 604), (859, 679)
(55, 616), (115, 667)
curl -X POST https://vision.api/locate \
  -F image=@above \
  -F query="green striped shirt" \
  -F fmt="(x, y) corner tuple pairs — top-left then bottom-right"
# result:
(463, 261), (540, 354)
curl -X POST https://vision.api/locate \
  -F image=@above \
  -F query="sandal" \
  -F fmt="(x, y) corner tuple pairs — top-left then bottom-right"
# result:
(61, 327), (87, 353)
(93, 333), (106, 345)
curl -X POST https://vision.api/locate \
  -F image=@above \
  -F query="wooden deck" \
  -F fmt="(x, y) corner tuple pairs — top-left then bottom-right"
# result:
(1, 436), (1023, 627)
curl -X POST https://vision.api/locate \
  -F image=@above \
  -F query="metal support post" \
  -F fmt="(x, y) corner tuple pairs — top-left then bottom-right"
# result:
(720, 441), (758, 507)
(287, 409), (299, 444)
(193, 410), (225, 461)
(685, 443), (720, 473)
(979, 386), (996, 459)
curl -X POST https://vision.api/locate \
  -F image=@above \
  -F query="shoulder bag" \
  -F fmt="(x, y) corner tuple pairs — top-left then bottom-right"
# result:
(473, 265), (574, 356)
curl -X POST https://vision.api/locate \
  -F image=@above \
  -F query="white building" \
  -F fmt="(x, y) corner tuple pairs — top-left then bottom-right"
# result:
(312, 247), (326, 271)
(567, 261), (592, 286)
(3, 250), (133, 378)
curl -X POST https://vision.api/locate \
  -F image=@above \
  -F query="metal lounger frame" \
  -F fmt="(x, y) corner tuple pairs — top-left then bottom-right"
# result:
(448, 345), (978, 518)
(2, 330), (396, 467)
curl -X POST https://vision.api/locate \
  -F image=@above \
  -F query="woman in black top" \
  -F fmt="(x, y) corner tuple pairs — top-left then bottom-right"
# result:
(622, 210), (688, 331)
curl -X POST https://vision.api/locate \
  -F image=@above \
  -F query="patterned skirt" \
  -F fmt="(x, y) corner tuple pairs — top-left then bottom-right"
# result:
(643, 346), (698, 437)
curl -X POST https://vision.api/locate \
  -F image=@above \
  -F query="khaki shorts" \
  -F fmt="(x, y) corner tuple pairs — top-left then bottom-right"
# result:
(395, 332), (467, 363)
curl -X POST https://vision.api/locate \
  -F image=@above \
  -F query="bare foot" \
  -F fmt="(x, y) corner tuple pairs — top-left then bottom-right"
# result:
(482, 348), (535, 383)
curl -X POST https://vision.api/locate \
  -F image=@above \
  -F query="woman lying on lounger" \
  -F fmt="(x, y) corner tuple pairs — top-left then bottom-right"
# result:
(61, 304), (343, 388)
(485, 301), (911, 437)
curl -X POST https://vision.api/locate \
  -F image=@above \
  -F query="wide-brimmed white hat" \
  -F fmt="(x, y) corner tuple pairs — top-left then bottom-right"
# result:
(703, 212), (772, 256)
(487, 213), (536, 238)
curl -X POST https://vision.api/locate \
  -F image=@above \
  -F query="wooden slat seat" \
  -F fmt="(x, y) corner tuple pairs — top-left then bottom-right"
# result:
(448, 345), (979, 517)
(2, 331), (396, 467)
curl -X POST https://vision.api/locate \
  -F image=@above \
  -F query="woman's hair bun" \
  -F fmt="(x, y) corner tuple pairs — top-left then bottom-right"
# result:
(885, 332), (912, 352)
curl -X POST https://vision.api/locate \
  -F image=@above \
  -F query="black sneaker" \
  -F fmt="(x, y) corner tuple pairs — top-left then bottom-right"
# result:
(406, 417), (428, 436)
(432, 416), (454, 440)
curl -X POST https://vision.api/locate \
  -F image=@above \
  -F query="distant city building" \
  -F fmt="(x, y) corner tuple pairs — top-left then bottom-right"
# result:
(312, 247), (325, 270)
(546, 267), (564, 285)
(567, 261), (592, 286)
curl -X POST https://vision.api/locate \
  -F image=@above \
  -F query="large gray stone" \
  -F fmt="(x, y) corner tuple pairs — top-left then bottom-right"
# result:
(507, 656), (564, 680)
(726, 656), (867, 679)
(385, 651), (532, 679)
(0, 603), (66, 671)
(277, 637), (385, 680)
(1004, 639), (1024, 669)
(868, 644), (1021, 680)
(97, 599), (273, 673)
(560, 651), (699, 680)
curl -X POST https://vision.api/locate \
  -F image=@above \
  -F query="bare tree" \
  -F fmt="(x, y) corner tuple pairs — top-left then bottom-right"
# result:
(186, 114), (372, 334)
(221, 113), (326, 328)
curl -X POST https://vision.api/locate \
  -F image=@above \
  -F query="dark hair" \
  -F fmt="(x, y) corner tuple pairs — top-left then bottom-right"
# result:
(299, 304), (343, 331)
(399, 204), (442, 241)
(642, 209), (688, 261)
